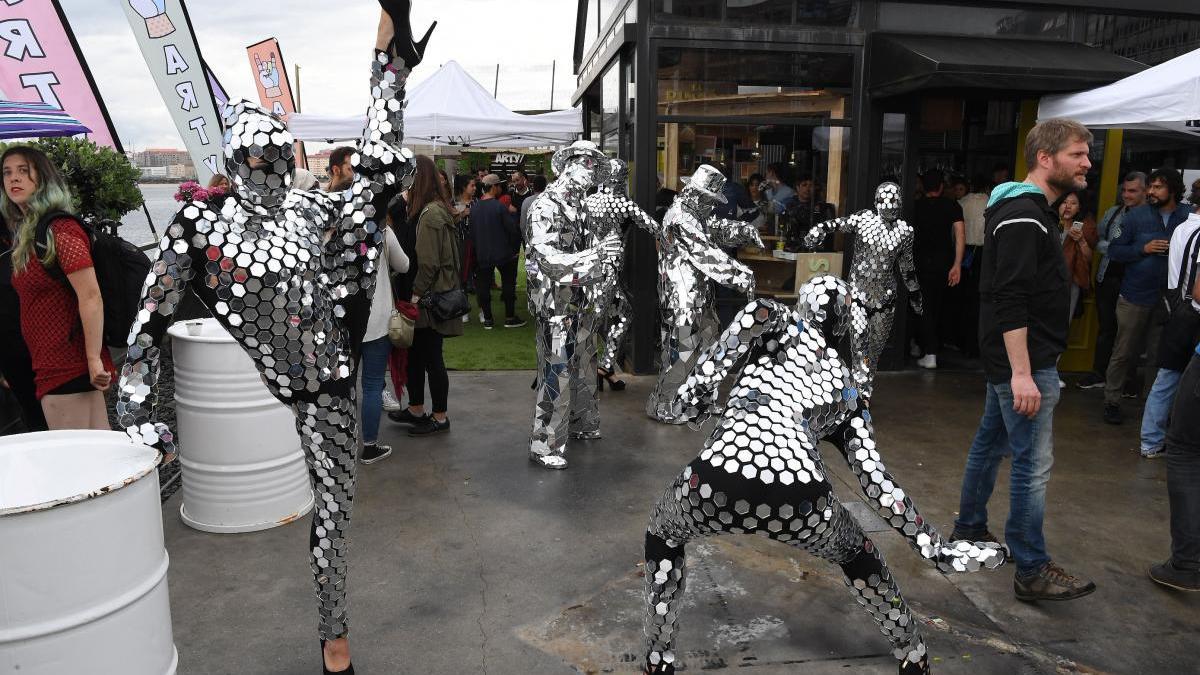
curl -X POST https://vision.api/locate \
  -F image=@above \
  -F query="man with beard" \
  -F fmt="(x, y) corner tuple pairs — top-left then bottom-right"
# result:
(952, 118), (1098, 602)
(1102, 168), (1193, 425)
(324, 146), (356, 192)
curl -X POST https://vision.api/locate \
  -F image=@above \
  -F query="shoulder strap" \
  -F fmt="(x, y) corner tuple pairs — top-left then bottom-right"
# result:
(1182, 227), (1200, 301)
(33, 210), (81, 281)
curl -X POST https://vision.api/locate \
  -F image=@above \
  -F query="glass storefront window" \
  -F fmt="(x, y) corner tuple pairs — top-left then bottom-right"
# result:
(1085, 13), (1200, 66)
(653, 0), (854, 26)
(877, 3), (1068, 39)
(656, 121), (852, 221)
(656, 47), (854, 119)
(602, 64), (620, 153)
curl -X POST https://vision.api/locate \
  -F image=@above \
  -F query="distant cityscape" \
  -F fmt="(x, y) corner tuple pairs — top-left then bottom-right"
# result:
(131, 148), (333, 182)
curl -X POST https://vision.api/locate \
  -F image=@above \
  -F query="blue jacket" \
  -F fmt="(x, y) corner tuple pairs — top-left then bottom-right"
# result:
(1108, 203), (1192, 306)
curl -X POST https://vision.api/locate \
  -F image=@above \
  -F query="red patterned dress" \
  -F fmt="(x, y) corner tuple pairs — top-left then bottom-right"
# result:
(11, 216), (114, 399)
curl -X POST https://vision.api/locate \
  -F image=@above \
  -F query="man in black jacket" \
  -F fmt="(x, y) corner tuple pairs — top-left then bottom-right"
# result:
(952, 118), (1097, 602)
(471, 174), (524, 328)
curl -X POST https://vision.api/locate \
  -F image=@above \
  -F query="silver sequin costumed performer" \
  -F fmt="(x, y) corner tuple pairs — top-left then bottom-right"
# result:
(804, 182), (922, 397)
(583, 158), (661, 379)
(525, 140), (623, 469)
(641, 277), (1005, 675)
(646, 164), (762, 424)
(115, 3), (434, 670)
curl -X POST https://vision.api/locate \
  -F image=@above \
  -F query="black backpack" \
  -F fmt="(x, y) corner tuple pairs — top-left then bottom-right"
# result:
(35, 210), (152, 349)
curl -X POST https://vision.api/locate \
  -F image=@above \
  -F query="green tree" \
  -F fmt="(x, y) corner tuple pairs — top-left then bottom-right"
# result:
(0, 137), (144, 224)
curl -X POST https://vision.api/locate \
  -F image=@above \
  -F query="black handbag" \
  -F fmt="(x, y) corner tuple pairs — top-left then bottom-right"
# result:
(420, 287), (470, 322)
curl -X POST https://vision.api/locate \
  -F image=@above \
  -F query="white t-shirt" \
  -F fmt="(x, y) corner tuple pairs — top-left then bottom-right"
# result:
(1167, 212), (1200, 311)
(363, 227), (411, 342)
(959, 193), (989, 247)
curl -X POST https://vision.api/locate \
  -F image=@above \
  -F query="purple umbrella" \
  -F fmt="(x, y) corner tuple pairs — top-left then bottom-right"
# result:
(0, 100), (92, 140)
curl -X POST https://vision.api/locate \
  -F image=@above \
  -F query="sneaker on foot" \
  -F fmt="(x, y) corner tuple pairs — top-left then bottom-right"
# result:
(1122, 391), (1139, 399)
(1058, 378), (1066, 389)
(409, 416), (450, 436)
(504, 316), (527, 328)
(359, 442), (392, 465)
(1075, 373), (1105, 390)
(388, 408), (430, 426)
(482, 319), (495, 330)
(1148, 560), (1200, 591)
(1103, 403), (1123, 425)
(1014, 562), (1096, 601)
(916, 354), (937, 369)
(381, 390), (401, 412)
(530, 452), (568, 470)
(1141, 448), (1166, 459)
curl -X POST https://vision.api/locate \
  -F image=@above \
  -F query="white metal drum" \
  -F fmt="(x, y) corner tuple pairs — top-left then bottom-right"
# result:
(0, 431), (177, 675)
(168, 318), (313, 533)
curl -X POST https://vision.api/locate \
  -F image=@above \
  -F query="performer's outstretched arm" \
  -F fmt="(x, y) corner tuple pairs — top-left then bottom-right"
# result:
(898, 225), (923, 315)
(708, 216), (764, 249)
(619, 195), (664, 239)
(674, 217), (756, 295)
(672, 298), (792, 428)
(828, 409), (1005, 573)
(803, 211), (857, 250)
(116, 208), (201, 455)
(527, 200), (621, 285)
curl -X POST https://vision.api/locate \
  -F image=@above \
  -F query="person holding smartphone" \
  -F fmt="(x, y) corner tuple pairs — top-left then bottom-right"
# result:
(1059, 190), (1097, 323)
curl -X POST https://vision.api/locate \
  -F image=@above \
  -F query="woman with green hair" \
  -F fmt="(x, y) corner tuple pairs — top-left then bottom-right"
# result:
(1, 145), (113, 430)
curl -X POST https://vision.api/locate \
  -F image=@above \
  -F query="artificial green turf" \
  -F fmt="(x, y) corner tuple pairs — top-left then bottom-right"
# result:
(443, 254), (537, 370)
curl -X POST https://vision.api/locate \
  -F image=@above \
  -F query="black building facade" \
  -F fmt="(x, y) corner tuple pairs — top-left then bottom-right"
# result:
(574, 0), (1200, 373)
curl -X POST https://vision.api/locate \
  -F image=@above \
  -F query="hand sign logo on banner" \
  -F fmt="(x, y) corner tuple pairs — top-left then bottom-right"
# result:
(128, 0), (175, 39)
(254, 54), (282, 98)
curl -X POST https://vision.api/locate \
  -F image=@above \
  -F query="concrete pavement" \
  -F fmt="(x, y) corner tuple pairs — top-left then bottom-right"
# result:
(161, 369), (1197, 674)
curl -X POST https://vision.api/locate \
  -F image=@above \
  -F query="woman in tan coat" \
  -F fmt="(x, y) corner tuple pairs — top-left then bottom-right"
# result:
(1059, 190), (1098, 322)
(399, 155), (461, 436)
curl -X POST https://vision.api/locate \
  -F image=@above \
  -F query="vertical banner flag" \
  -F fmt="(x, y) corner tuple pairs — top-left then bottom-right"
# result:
(246, 38), (306, 168)
(0, 0), (123, 150)
(121, 0), (222, 182)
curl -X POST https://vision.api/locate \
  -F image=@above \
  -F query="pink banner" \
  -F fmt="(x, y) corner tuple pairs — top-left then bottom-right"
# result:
(0, 0), (121, 150)
(246, 38), (306, 169)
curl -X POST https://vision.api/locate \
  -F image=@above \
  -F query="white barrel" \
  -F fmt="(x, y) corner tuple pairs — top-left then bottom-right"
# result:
(168, 318), (313, 533)
(0, 431), (177, 675)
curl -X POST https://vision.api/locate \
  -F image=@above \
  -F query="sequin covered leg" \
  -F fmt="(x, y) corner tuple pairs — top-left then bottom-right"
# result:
(598, 286), (630, 373)
(570, 312), (601, 438)
(292, 391), (358, 639)
(785, 498), (928, 673)
(531, 315), (575, 467)
(648, 307), (718, 424)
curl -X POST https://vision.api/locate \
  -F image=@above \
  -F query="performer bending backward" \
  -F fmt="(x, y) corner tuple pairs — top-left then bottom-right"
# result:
(646, 164), (761, 424)
(642, 277), (1005, 675)
(583, 158), (661, 383)
(116, 3), (433, 671)
(525, 140), (623, 469)
(804, 182), (922, 396)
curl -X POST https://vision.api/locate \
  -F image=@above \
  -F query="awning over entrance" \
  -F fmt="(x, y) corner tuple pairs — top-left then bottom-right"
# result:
(869, 34), (1145, 98)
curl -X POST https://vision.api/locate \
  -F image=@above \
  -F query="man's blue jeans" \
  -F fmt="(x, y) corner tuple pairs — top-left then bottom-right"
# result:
(955, 368), (1060, 576)
(360, 336), (393, 445)
(1141, 368), (1182, 455)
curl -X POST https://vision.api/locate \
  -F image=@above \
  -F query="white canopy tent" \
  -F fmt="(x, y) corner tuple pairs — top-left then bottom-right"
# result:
(288, 60), (581, 148)
(1038, 47), (1200, 138)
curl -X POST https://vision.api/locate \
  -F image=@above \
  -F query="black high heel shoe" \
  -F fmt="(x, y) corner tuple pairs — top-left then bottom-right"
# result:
(321, 640), (354, 675)
(597, 368), (626, 392)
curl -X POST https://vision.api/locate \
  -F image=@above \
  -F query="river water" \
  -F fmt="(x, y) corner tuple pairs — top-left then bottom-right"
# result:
(118, 183), (184, 249)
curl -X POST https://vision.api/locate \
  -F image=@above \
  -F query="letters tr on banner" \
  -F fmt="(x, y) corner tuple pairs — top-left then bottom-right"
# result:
(121, 0), (223, 183)
(0, 0), (122, 150)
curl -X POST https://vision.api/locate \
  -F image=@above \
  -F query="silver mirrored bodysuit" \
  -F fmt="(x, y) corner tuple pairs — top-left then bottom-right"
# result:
(116, 50), (415, 640)
(645, 187), (759, 424)
(583, 159), (661, 372)
(803, 182), (922, 396)
(641, 276), (1004, 675)
(524, 157), (621, 469)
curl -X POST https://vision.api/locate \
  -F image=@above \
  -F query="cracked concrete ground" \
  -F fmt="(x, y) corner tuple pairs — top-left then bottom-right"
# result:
(163, 370), (1199, 674)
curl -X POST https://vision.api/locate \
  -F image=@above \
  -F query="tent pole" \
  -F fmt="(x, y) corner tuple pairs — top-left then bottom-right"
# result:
(550, 60), (556, 110)
(494, 64), (500, 98)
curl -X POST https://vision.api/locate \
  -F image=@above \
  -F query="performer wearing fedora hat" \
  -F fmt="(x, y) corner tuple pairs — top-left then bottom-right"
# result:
(647, 164), (759, 424)
(525, 140), (624, 469)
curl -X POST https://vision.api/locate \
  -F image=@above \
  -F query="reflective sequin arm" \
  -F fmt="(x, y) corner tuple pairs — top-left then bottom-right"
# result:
(707, 216), (764, 250)
(803, 211), (861, 250)
(674, 216), (756, 295)
(116, 206), (206, 454)
(830, 411), (1005, 573)
(674, 298), (792, 428)
(527, 200), (616, 286)
(897, 222), (923, 313)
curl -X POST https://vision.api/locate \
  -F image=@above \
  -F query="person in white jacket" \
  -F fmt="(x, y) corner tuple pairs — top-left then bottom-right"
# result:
(359, 221), (410, 464)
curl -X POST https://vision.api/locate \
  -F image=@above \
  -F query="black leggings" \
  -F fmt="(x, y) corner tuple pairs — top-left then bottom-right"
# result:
(407, 327), (448, 413)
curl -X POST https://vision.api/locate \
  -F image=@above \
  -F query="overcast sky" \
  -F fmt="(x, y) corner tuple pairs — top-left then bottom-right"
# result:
(55, 0), (578, 151)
